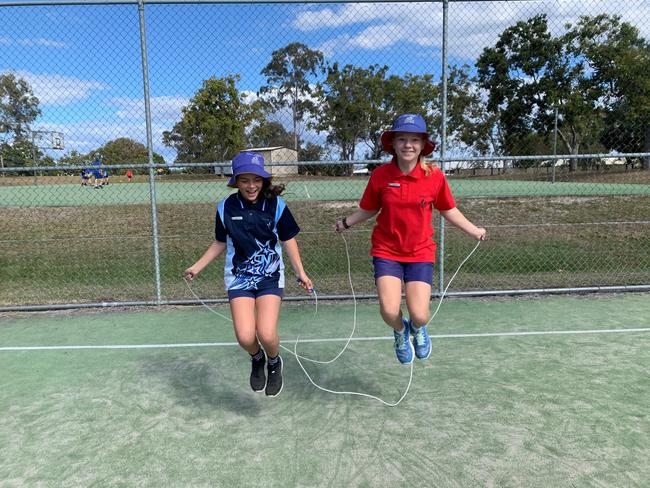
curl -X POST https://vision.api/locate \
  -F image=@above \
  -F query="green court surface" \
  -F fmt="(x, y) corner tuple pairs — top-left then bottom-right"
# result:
(1, 293), (649, 487)
(1, 178), (649, 206)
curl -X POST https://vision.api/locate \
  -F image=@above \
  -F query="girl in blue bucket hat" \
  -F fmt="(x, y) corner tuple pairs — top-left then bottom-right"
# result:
(334, 114), (486, 365)
(185, 151), (313, 397)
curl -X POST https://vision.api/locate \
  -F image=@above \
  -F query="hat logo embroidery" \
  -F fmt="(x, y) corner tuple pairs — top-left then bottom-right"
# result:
(404, 115), (416, 125)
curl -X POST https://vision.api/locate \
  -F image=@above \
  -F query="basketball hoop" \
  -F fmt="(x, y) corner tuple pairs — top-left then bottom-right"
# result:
(31, 130), (65, 151)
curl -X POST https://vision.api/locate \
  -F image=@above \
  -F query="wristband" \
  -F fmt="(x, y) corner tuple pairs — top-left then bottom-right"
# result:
(342, 217), (350, 229)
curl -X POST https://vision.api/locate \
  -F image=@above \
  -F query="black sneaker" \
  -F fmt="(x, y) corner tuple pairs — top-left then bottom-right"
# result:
(250, 352), (266, 393)
(265, 356), (283, 397)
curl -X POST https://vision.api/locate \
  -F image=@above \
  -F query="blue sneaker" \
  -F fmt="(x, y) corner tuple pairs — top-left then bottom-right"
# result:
(393, 318), (414, 364)
(410, 321), (432, 360)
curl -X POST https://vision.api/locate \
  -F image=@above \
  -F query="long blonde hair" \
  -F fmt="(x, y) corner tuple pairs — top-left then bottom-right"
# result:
(419, 158), (438, 176)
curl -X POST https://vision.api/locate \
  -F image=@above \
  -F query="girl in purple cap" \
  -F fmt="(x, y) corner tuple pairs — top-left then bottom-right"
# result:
(185, 151), (313, 397)
(334, 114), (486, 365)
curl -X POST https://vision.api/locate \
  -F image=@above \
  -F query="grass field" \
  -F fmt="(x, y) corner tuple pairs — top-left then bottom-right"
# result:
(1, 173), (649, 307)
(2, 175), (650, 207)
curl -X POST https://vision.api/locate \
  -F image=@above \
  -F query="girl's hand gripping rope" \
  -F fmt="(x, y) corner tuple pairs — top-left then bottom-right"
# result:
(183, 268), (198, 281)
(296, 276), (315, 294)
(334, 217), (350, 233)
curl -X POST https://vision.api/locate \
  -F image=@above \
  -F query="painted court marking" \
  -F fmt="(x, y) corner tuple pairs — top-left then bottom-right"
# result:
(1, 327), (649, 352)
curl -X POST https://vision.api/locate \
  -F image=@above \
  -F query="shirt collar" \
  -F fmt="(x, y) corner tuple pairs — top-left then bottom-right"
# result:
(237, 193), (266, 211)
(386, 158), (424, 180)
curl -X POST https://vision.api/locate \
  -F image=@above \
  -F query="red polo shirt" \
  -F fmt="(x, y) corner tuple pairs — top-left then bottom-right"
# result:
(359, 160), (456, 262)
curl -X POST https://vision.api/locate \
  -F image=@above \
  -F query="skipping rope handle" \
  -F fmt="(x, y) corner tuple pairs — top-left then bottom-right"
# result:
(296, 277), (315, 294)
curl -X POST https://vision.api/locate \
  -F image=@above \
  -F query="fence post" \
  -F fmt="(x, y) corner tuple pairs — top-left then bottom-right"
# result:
(552, 106), (558, 183)
(437, 0), (449, 296)
(138, 0), (162, 305)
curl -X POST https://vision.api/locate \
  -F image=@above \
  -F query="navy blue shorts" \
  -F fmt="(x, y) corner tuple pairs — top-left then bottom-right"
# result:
(373, 258), (434, 286)
(227, 287), (284, 300)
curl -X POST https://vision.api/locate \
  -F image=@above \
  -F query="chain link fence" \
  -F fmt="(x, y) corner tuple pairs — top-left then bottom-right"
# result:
(1, 0), (649, 310)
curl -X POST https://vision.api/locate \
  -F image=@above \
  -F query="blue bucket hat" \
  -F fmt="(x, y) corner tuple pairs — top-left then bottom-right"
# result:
(227, 151), (272, 187)
(380, 113), (436, 157)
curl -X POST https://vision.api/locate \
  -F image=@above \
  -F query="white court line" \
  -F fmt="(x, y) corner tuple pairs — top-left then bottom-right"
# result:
(1, 327), (649, 352)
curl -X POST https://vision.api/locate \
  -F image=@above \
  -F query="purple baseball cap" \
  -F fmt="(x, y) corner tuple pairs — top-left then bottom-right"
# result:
(227, 151), (272, 187)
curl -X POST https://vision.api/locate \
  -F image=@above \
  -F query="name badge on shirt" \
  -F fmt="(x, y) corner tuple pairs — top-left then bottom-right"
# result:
(388, 183), (400, 187)
(231, 216), (243, 220)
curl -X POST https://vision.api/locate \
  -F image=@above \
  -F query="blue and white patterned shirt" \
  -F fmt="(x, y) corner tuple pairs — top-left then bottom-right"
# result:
(215, 193), (299, 291)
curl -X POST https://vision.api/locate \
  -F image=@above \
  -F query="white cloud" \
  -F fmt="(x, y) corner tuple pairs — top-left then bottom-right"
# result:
(293, 1), (650, 61)
(292, 4), (394, 31)
(0, 37), (68, 48)
(111, 95), (189, 121)
(17, 38), (68, 48)
(10, 70), (107, 106)
(240, 90), (261, 105)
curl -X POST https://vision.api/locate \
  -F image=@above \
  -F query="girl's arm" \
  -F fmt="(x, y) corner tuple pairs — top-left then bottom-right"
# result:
(282, 237), (313, 292)
(440, 208), (486, 241)
(334, 208), (378, 232)
(184, 240), (227, 280)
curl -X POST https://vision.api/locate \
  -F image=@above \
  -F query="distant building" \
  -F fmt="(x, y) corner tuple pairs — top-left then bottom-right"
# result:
(248, 146), (298, 177)
(214, 146), (299, 177)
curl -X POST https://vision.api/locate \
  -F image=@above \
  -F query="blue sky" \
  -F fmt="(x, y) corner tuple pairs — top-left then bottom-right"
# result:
(1, 0), (649, 163)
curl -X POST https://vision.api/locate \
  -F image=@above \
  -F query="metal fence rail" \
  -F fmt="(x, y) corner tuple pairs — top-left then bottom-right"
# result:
(1, 0), (649, 310)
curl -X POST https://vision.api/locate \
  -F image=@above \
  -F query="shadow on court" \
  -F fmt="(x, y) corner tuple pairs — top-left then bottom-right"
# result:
(138, 355), (264, 417)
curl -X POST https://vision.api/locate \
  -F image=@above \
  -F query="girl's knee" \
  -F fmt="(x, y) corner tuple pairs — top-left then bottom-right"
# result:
(409, 314), (429, 327)
(257, 329), (279, 348)
(379, 306), (401, 325)
(234, 331), (258, 350)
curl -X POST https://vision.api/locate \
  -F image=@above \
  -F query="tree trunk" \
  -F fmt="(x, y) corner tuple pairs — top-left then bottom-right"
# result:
(292, 103), (298, 153)
(569, 144), (580, 172)
(643, 124), (650, 170)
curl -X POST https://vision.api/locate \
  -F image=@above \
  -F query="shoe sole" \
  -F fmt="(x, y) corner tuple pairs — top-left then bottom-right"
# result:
(265, 361), (283, 397)
(414, 338), (432, 360)
(251, 380), (266, 393)
(415, 346), (432, 360)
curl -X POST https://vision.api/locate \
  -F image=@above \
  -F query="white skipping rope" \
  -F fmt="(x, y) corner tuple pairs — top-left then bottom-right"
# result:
(185, 235), (481, 406)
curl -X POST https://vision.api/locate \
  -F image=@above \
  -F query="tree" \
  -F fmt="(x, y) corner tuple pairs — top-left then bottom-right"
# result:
(298, 141), (330, 175)
(476, 14), (650, 171)
(97, 137), (165, 165)
(163, 75), (258, 164)
(352, 64), (391, 160)
(314, 63), (388, 168)
(260, 43), (325, 152)
(0, 73), (40, 142)
(0, 73), (41, 170)
(314, 64), (445, 171)
(0, 139), (38, 169)
(247, 120), (294, 149)
(441, 65), (497, 158)
(477, 14), (603, 171)
(58, 150), (87, 167)
(299, 142), (324, 162)
(374, 72), (439, 159)
(567, 14), (650, 169)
